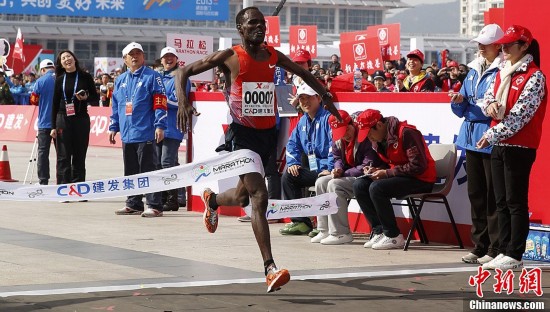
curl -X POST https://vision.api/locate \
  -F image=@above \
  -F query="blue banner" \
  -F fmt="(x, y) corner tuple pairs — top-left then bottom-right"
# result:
(1, 0), (229, 21)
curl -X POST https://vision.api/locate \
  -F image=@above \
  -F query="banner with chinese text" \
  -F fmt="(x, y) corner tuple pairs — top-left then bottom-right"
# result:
(289, 26), (317, 59)
(166, 33), (214, 82)
(339, 37), (383, 75)
(366, 23), (401, 61)
(264, 16), (281, 47)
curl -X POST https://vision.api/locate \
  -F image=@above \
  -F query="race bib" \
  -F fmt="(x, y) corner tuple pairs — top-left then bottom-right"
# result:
(125, 102), (133, 116)
(242, 82), (275, 116)
(65, 103), (75, 116)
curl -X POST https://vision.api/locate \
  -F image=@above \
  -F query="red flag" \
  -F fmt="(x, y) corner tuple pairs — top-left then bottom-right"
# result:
(289, 25), (317, 59)
(14, 28), (25, 62)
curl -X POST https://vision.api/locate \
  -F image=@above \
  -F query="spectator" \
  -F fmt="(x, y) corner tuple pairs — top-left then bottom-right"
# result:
(478, 25), (547, 271)
(280, 84), (333, 235)
(450, 24), (504, 266)
(403, 49), (435, 92)
(99, 73), (113, 107)
(9, 76), (27, 104)
(435, 60), (462, 92)
(372, 70), (390, 92)
(328, 54), (341, 76)
(353, 109), (436, 249)
(208, 82), (219, 92)
(29, 59), (56, 185)
(50, 50), (98, 188)
(156, 46), (191, 212)
(384, 60), (396, 73)
(25, 73), (36, 92)
(394, 73), (407, 92)
(313, 110), (383, 245)
(311, 63), (321, 78)
(0, 73), (14, 104)
(109, 42), (168, 217)
(384, 72), (395, 91)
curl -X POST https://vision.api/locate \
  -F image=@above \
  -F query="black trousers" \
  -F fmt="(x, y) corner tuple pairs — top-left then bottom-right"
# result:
(282, 167), (319, 228)
(466, 150), (499, 257)
(55, 113), (89, 184)
(491, 145), (536, 261)
(37, 128), (54, 185)
(123, 141), (162, 211)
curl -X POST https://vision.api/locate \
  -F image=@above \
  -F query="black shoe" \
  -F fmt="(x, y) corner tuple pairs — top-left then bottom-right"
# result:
(163, 190), (179, 211)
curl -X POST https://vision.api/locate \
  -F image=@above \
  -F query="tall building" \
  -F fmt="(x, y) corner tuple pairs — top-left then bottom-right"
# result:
(460, 0), (504, 36)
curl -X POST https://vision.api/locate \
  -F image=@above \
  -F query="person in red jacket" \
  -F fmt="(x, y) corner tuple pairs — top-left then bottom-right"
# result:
(477, 25), (547, 271)
(353, 109), (436, 250)
(403, 49), (435, 92)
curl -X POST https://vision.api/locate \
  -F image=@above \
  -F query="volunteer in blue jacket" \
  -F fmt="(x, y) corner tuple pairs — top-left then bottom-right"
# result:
(29, 59), (56, 185)
(156, 46), (191, 211)
(280, 83), (333, 235)
(109, 42), (168, 218)
(450, 24), (504, 265)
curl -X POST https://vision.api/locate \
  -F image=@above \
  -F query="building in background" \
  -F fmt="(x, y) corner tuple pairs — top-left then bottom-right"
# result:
(1, 0), (478, 73)
(460, 0), (504, 36)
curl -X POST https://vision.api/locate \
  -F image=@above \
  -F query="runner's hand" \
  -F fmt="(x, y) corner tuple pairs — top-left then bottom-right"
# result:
(177, 103), (200, 132)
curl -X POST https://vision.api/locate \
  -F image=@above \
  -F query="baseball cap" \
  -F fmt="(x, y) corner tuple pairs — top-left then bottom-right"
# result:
(296, 83), (318, 96)
(356, 109), (382, 142)
(470, 24), (504, 45)
(329, 110), (352, 141)
(384, 72), (393, 79)
(407, 49), (424, 63)
(160, 46), (177, 58)
(396, 73), (407, 80)
(39, 59), (55, 70)
(372, 70), (385, 81)
(448, 61), (459, 68)
(293, 49), (311, 63)
(122, 42), (143, 57)
(495, 25), (533, 45)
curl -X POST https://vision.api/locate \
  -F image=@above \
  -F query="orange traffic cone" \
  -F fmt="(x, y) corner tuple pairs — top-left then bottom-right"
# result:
(0, 145), (18, 182)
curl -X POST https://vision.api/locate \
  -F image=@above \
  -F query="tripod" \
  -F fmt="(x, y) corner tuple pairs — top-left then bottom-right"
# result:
(23, 132), (38, 184)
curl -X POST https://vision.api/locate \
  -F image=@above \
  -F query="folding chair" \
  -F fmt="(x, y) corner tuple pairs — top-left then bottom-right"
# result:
(400, 143), (464, 251)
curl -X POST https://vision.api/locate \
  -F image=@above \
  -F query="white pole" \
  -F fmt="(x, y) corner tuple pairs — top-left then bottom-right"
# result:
(243, 0), (253, 8)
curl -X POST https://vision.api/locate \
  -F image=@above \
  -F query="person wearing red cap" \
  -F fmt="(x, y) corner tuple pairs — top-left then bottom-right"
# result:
(404, 49), (435, 92)
(435, 60), (463, 93)
(383, 72), (395, 92)
(394, 73), (407, 92)
(450, 23), (504, 266)
(312, 110), (383, 245)
(352, 109), (436, 250)
(477, 25), (547, 271)
(175, 7), (340, 293)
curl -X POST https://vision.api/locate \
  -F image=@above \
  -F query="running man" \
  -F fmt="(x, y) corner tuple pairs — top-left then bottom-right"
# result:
(175, 6), (340, 293)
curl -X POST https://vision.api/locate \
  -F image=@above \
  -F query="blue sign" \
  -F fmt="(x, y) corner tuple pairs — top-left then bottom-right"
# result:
(1, 0), (229, 21)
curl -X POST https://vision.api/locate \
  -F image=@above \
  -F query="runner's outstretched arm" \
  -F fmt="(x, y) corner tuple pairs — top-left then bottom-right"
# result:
(275, 50), (342, 122)
(175, 49), (235, 131)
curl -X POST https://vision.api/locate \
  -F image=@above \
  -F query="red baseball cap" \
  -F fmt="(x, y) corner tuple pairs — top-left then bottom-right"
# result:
(384, 72), (393, 79)
(396, 73), (407, 80)
(293, 49), (311, 63)
(356, 109), (382, 142)
(328, 110), (352, 141)
(448, 61), (459, 68)
(495, 25), (533, 45)
(407, 49), (424, 63)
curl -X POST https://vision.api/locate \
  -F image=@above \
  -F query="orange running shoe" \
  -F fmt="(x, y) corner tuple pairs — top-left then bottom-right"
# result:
(266, 268), (290, 293)
(202, 188), (218, 233)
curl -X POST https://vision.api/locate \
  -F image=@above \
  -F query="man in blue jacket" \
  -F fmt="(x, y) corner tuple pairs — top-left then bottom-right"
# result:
(280, 83), (333, 235)
(29, 59), (56, 185)
(156, 46), (191, 211)
(109, 42), (168, 218)
(450, 24), (503, 265)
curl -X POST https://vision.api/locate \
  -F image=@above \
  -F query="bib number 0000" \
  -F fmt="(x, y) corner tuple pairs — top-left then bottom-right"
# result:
(242, 82), (276, 116)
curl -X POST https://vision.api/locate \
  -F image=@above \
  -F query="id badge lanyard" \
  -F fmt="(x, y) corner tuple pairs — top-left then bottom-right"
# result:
(125, 69), (144, 116)
(62, 72), (78, 116)
(306, 116), (318, 172)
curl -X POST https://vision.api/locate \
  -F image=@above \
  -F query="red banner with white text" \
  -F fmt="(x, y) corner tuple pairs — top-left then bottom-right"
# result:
(366, 23), (401, 61)
(289, 25), (318, 59)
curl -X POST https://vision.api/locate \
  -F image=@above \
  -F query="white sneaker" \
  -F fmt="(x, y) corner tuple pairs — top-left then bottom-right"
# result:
(482, 253), (505, 270)
(310, 231), (329, 243)
(320, 233), (354, 245)
(461, 252), (480, 264)
(372, 234), (405, 250)
(364, 233), (384, 248)
(477, 255), (494, 265)
(493, 256), (523, 271)
(141, 208), (163, 218)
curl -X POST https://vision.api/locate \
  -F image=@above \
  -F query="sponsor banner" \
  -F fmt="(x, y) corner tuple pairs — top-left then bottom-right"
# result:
(340, 30), (369, 44)
(264, 16), (281, 47)
(0, 149), (263, 202)
(166, 33), (214, 82)
(0, 105), (35, 142)
(0, 0), (229, 21)
(244, 192), (338, 219)
(289, 25), (318, 59)
(339, 36), (383, 75)
(366, 23), (401, 61)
